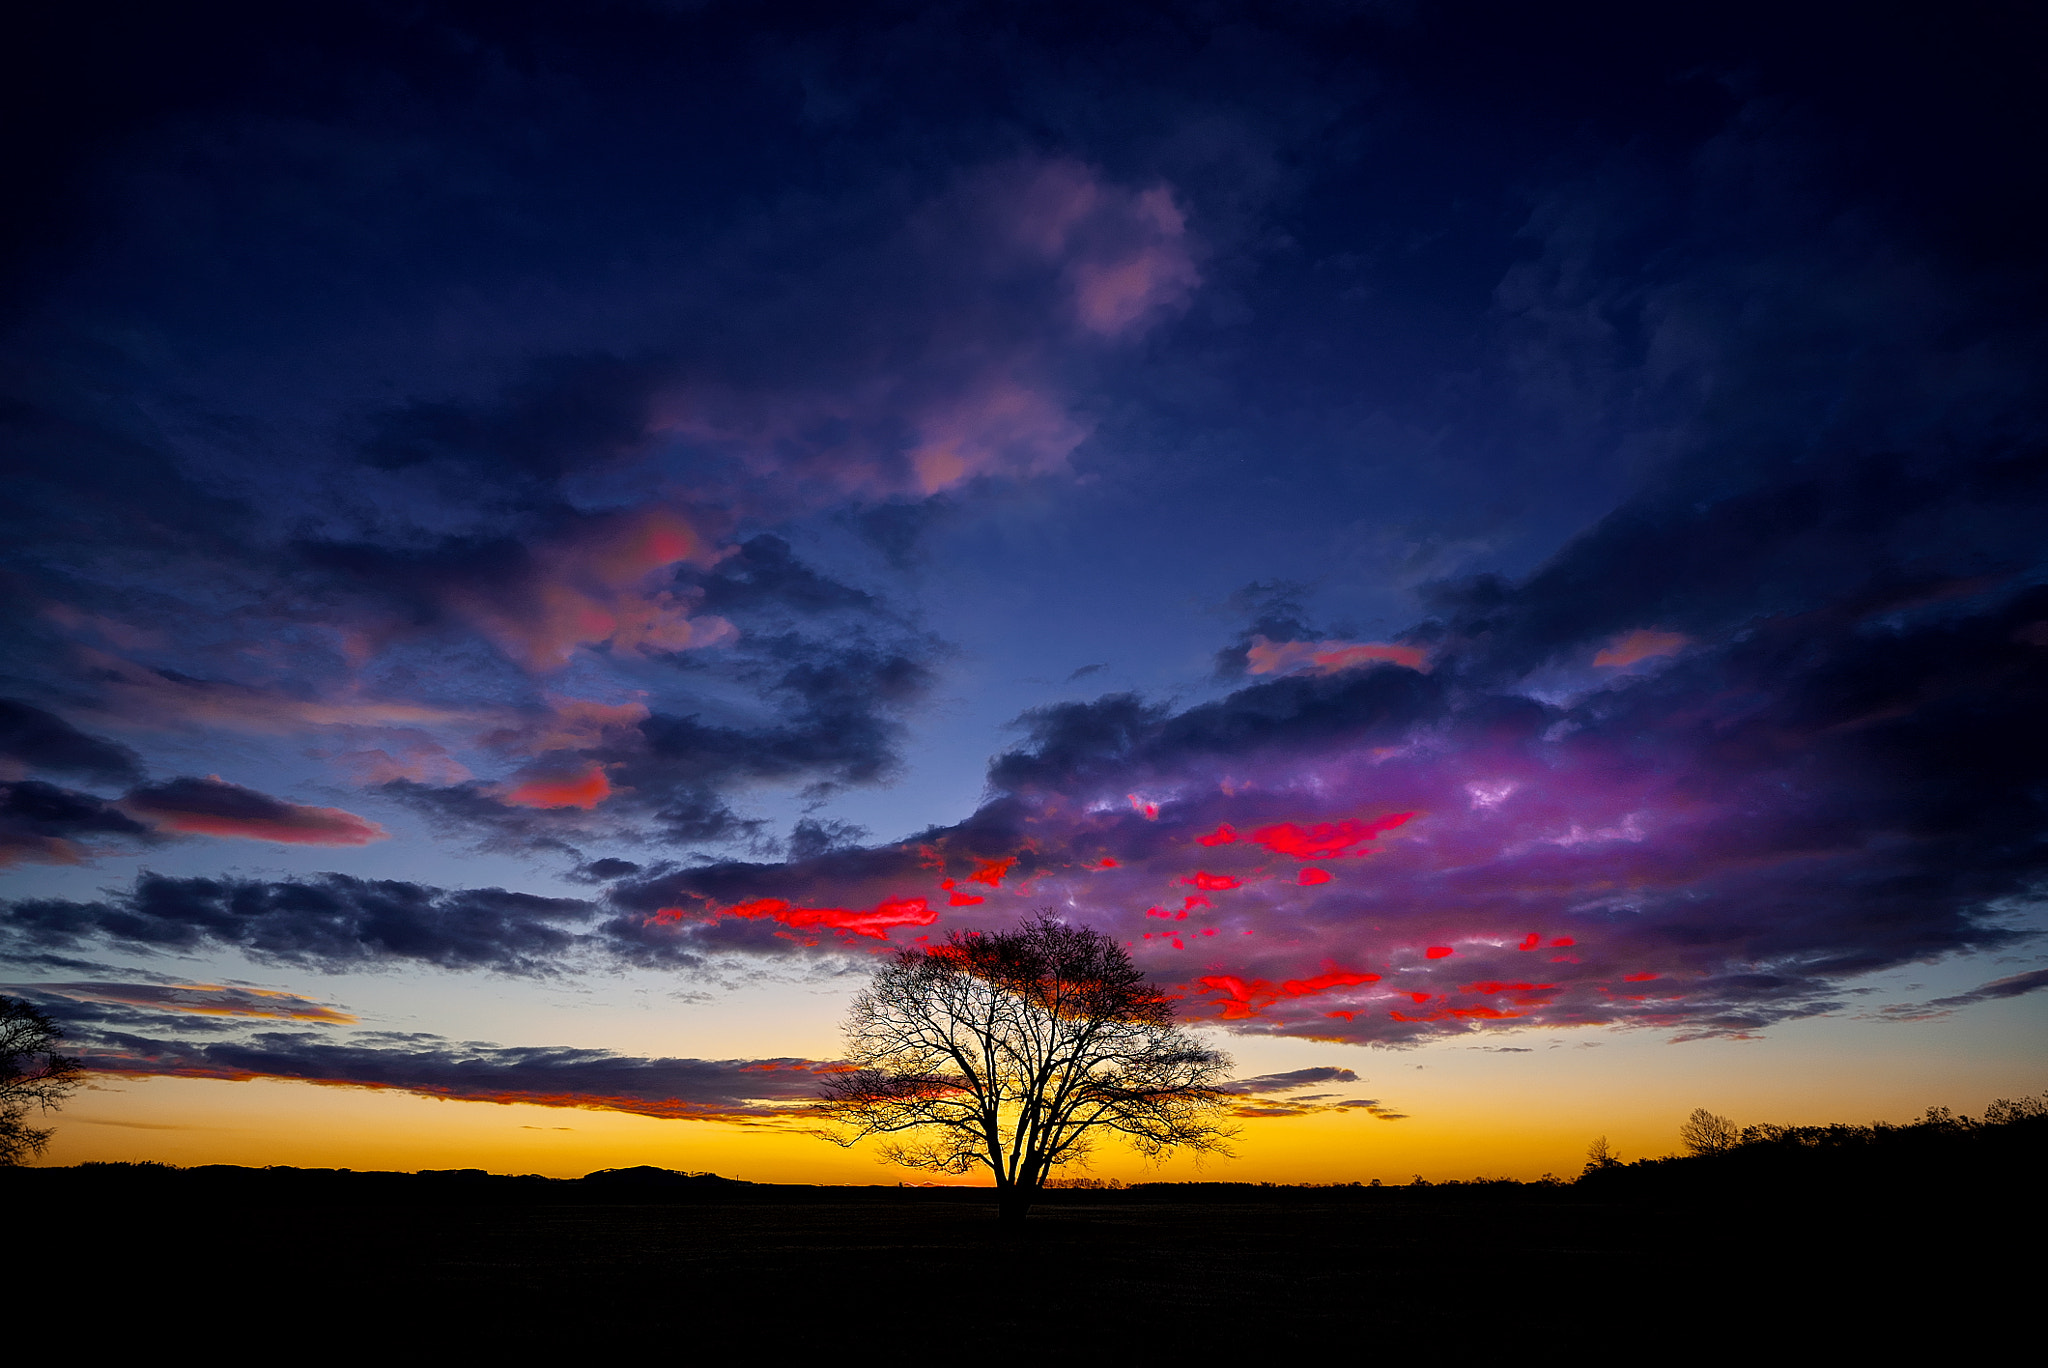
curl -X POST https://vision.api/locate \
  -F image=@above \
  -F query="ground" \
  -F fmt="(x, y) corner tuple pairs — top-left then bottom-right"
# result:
(24, 1180), (2019, 1351)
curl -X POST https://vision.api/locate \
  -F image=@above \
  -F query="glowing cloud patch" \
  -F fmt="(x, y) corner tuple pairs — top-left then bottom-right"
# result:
(1593, 629), (1691, 668)
(443, 507), (734, 670)
(1280, 969), (1381, 996)
(1298, 868), (1332, 886)
(967, 856), (1016, 887)
(1244, 635), (1430, 676)
(719, 895), (937, 940)
(1194, 966), (1380, 1019)
(1425, 946), (1455, 959)
(1183, 871), (1242, 891)
(1251, 813), (1414, 859)
(506, 767), (611, 810)
(1197, 824), (1239, 847)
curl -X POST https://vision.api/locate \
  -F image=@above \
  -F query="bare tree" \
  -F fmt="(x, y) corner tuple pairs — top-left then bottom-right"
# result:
(1679, 1107), (1739, 1157)
(817, 913), (1235, 1225)
(1, 996), (84, 1165)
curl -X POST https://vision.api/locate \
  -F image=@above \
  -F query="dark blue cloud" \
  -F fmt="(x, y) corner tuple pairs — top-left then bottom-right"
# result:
(3, 873), (598, 974)
(11, 982), (840, 1121)
(0, 701), (141, 785)
(0, 780), (153, 866)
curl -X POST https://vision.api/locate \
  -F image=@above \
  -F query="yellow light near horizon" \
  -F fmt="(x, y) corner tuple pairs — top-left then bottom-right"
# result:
(43, 1001), (2043, 1184)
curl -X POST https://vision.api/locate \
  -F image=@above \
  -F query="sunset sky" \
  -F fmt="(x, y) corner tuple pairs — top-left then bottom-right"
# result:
(3, 1), (2043, 1183)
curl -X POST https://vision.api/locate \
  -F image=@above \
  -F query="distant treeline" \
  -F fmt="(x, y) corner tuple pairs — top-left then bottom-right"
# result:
(1573, 1094), (2048, 1202)
(8, 1096), (2042, 1208)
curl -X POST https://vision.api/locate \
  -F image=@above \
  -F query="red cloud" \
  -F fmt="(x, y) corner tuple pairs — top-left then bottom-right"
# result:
(1250, 813), (1414, 859)
(1297, 868), (1332, 886)
(1183, 871), (1242, 890)
(1197, 824), (1239, 846)
(1195, 966), (1380, 1019)
(505, 766), (612, 810)
(718, 895), (937, 940)
(967, 856), (1016, 887)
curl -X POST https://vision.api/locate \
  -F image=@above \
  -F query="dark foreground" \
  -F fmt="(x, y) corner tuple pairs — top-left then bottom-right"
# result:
(17, 1154), (2038, 1352)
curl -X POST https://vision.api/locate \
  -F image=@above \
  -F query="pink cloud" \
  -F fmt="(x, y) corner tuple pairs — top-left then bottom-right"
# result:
(1592, 629), (1690, 668)
(990, 161), (1199, 338)
(1068, 187), (1200, 336)
(334, 739), (471, 786)
(906, 375), (1092, 494)
(481, 695), (652, 758)
(444, 508), (735, 671)
(624, 161), (1196, 506)
(1244, 635), (1431, 675)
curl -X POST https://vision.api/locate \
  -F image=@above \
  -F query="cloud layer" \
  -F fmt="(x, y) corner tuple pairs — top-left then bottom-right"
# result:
(593, 443), (2048, 1044)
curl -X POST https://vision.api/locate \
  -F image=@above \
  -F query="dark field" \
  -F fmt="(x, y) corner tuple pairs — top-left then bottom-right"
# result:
(24, 1175), (2027, 1351)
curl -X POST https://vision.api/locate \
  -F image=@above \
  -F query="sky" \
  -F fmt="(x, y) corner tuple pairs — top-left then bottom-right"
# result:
(2, 0), (2044, 1183)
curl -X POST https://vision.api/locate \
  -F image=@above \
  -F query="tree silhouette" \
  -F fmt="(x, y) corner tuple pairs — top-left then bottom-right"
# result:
(1679, 1107), (1739, 1156)
(1, 996), (83, 1165)
(818, 913), (1234, 1224)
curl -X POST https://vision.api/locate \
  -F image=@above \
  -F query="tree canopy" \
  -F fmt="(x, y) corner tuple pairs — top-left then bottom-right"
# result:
(2, 995), (83, 1165)
(818, 914), (1234, 1222)
(1679, 1107), (1739, 1156)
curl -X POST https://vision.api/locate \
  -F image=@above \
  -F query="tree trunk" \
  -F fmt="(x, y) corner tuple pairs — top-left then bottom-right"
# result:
(996, 1185), (1035, 1229)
